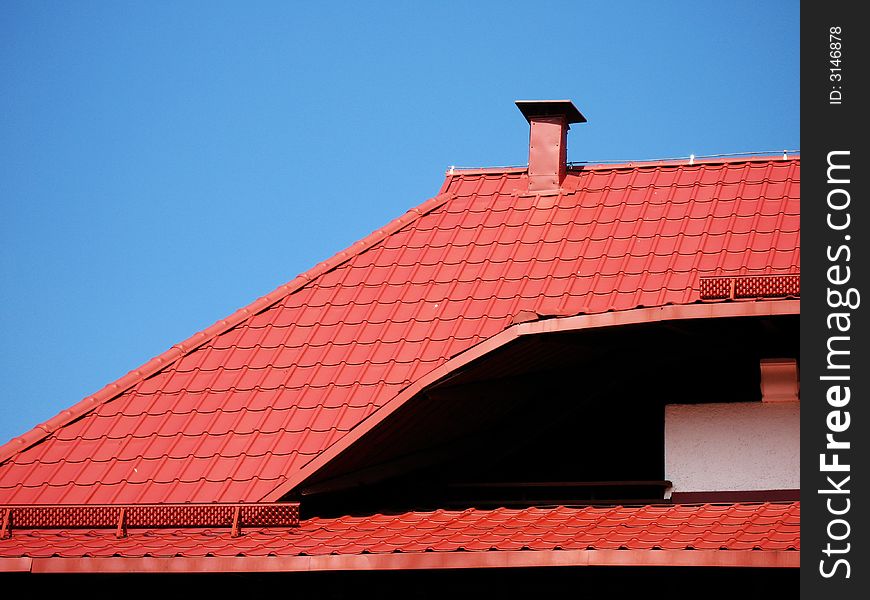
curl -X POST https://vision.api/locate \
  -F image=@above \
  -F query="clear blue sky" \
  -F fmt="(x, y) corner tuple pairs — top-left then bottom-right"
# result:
(0, 1), (798, 445)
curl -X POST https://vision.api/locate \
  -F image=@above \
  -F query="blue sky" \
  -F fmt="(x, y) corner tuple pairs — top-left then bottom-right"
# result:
(0, 1), (798, 445)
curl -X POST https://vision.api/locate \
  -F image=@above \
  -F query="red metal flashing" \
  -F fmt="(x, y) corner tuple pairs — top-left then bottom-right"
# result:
(22, 549), (799, 574)
(0, 558), (31, 572)
(264, 300), (799, 501)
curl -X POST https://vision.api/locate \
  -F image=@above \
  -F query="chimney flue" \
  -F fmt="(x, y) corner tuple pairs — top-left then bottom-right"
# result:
(515, 100), (586, 192)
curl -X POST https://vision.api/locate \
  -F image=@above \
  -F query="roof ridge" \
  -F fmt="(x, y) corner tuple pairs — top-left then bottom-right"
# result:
(449, 154), (800, 176)
(0, 190), (455, 466)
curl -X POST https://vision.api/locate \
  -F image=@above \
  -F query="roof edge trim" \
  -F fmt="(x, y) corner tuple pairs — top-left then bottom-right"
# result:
(0, 191), (456, 465)
(12, 549), (798, 574)
(263, 300), (800, 501)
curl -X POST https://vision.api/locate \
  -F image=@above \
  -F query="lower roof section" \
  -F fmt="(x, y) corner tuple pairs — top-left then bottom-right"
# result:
(0, 502), (799, 573)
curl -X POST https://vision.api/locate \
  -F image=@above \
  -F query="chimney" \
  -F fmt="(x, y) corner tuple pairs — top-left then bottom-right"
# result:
(516, 100), (586, 193)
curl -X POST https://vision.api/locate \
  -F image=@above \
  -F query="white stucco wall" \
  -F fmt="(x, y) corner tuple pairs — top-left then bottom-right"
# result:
(664, 402), (800, 493)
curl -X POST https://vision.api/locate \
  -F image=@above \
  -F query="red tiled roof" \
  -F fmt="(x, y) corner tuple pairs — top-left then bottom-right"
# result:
(0, 503), (800, 570)
(0, 157), (800, 505)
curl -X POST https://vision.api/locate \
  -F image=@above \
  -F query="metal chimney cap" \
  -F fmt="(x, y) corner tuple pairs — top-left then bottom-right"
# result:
(515, 100), (586, 124)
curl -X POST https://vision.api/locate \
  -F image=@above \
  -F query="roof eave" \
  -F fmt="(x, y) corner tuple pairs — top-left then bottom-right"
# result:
(2, 549), (799, 574)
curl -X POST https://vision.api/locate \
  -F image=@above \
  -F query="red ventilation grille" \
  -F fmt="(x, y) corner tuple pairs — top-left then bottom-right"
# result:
(699, 274), (799, 300)
(239, 504), (301, 527)
(1, 503), (299, 533)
